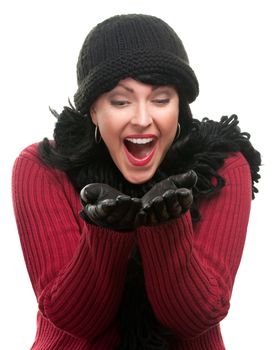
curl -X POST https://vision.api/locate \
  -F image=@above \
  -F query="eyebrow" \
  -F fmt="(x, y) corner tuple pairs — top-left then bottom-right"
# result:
(117, 83), (162, 93)
(117, 84), (134, 93)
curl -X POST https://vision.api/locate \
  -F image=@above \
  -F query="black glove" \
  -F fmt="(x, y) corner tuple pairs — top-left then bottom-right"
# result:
(140, 170), (197, 226)
(80, 183), (143, 231)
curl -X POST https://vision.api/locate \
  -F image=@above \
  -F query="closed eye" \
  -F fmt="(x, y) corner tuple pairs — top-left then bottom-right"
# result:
(152, 98), (170, 104)
(110, 100), (130, 106)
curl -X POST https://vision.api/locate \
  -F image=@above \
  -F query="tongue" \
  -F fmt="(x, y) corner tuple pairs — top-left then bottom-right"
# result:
(125, 141), (154, 159)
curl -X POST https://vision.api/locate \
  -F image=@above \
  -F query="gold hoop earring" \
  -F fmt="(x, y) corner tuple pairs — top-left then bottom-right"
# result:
(176, 123), (181, 140)
(95, 125), (101, 144)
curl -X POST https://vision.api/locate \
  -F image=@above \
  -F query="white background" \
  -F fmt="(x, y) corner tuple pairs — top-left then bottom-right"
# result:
(0, 0), (273, 349)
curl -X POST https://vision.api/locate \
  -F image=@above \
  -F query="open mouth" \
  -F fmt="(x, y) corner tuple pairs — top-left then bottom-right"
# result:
(124, 137), (156, 159)
(123, 136), (157, 166)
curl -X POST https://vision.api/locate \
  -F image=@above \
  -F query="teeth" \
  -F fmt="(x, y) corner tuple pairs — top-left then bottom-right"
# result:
(125, 138), (153, 144)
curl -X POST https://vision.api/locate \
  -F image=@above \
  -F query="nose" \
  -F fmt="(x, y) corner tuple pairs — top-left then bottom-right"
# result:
(130, 102), (152, 128)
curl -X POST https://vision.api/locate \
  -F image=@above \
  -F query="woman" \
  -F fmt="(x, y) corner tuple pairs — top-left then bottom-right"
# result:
(12, 14), (261, 349)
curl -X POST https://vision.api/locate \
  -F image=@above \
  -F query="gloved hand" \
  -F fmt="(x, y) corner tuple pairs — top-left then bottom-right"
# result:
(80, 183), (143, 231)
(140, 170), (197, 225)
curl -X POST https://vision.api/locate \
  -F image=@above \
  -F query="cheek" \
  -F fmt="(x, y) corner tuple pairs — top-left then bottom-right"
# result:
(100, 123), (118, 147)
(98, 115), (125, 154)
(160, 110), (178, 139)
(96, 109), (117, 135)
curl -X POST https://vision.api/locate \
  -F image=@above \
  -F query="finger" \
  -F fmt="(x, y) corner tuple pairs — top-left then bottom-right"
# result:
(176, 188), (193, 209)
(143, 193), (162, 212)
(88, 199), (118, 223)
(142, 197), (159, 225)
(163, 189), (183, 218)
(100, 195), (131, 216)
(106, 196), (132, 224)
(100, 199), (117, 215)
(150, 196), (169, 222)
(117, 194), (131, 201)
(84, 203), (107, 223)
(171, 170), (198, 189)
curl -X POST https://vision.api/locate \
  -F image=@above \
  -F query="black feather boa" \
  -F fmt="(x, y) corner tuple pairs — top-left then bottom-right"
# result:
(57, 115), (261, 349)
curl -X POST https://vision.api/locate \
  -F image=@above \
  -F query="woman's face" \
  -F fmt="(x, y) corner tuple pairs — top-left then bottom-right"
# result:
(91, 78), (179, 184)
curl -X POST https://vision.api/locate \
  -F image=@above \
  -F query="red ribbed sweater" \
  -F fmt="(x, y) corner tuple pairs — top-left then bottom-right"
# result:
(12, 144), (252, 350)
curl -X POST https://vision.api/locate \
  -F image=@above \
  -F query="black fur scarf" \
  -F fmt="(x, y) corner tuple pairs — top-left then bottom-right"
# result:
(65, 115), (261, 349)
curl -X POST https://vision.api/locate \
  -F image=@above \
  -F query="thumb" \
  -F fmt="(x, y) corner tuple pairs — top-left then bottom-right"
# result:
(80, 183), (102, 204)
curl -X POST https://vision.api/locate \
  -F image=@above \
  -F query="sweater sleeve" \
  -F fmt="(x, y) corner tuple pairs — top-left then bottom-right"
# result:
(12, 149), (135, 340)
(136, 152), (252, 339)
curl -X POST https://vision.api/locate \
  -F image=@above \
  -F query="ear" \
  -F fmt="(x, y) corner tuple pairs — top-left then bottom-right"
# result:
(89, 105), (97, 125)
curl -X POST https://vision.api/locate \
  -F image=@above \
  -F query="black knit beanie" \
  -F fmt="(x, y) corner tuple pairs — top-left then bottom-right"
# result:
(74, 14), (199, 114)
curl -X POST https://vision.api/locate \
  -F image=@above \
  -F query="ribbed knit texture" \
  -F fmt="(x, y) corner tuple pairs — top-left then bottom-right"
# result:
(12, 144), (252, 349)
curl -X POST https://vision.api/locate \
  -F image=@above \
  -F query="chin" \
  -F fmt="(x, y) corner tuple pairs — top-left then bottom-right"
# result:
(127, 178), (150, 185)
(123, 170), (155, 185)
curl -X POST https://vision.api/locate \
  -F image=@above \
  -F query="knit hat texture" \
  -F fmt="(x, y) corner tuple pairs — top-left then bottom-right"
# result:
(74, 14), (199, 114)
